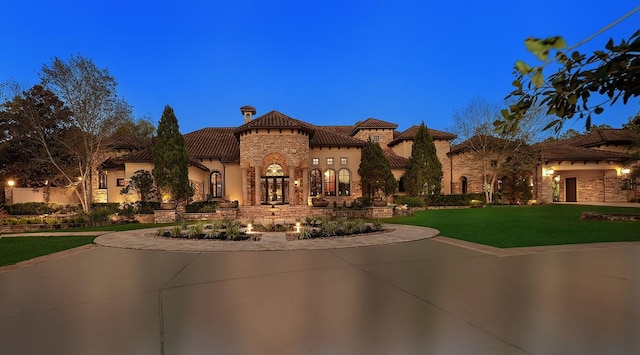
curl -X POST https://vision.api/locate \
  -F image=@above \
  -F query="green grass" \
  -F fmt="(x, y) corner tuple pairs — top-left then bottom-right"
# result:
(387, 204), (640, 248)
(0, 236), (96, 267)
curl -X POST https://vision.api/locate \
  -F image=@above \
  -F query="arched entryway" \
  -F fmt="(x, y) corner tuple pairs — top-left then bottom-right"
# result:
(461, 176), (468, 194)
(262, 163), (289, 204)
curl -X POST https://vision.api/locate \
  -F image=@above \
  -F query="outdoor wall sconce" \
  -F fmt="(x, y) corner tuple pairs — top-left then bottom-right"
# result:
(545, 168), (554, 176)
(7, 180), (15, 187)
(294, 180), (300, 187)
(621, 168), (631, 175)
(554, 175), (560, 182)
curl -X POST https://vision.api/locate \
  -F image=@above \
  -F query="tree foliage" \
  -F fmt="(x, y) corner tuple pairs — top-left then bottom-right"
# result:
(500, 20), (640, 133)
(358, 138), (397, 199)
(498, 146), (537, 204)
(0, 85), (76, 190)
(120, 169), (158, 204)
(403, 122), (442, 200)
(39, 54), (132, 212)
(152, 105), (193, 204)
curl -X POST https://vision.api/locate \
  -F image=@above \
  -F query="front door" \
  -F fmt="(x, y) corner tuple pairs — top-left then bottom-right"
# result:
(566, 177), (577, 202)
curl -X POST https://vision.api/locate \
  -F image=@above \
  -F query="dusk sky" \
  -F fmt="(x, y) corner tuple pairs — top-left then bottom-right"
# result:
(2, 1), (639, 137)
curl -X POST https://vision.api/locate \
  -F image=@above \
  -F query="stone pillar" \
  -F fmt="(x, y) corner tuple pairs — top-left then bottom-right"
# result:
(289, 167), (296, 205)
(241, 168), (247, 206)
(302, 168), (308, 206)
(254, 166), (261, 206)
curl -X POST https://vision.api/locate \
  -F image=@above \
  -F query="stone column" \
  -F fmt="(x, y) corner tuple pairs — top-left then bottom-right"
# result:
(241, 168), (247, 206)
(254, 166), (261, 206)
(289, 167), (296, 205)
(302, 168), (308, 206)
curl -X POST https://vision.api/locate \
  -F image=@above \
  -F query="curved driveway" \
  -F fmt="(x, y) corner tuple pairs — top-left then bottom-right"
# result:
(2, 225), (640, 354)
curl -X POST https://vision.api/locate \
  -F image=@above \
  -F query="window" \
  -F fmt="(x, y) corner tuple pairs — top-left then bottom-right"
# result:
(116, 178), (126, 187)
(98, 172), (107, 189)
(373, 135), (379, 142)
(324, 169), (336, 196)
(326, 158), (333, 165)
(461, 176), (468, 194)
(312, 158), (319, 166)
(310, 169), (322, 196)
(210, 171), (223, 198)
(340, 157), (347, 165)
(338, 169), (350, 196)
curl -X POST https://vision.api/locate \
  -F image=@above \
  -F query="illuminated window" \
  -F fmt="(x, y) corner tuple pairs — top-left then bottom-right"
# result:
(338, 169), (350, 196)
(210, 171), (223, 198)
(327, 158), (333, 165)
(116, 178), (126, 187)
(340, 157), (347, 165)
(98, 172), (107, 189)
(312, 158), (319, 165)
(324, 169), (336, 196)
(373, 135), (379, 142)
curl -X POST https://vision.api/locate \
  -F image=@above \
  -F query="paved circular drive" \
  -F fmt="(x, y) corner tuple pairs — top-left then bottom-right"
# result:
(94, 224), (438, 252)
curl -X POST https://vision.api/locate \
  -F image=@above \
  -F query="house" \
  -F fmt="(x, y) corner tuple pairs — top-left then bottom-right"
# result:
(5, 107), (638, 212)
(533, 129), (639, 203)
(99, 107), (456, 211)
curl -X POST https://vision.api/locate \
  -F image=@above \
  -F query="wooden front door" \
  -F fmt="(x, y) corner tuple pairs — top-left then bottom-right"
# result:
(566, 177), (577, 202)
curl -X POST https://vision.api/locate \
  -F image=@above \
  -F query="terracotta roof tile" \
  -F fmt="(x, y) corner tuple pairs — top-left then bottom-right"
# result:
(565, 128), (638, 148)
(384, 148), (409, 168)
(389, 125), (456, 146)
(310, 127), (365, 147)
(234, 110), (316, 138)
(320, 125), (355, 136)
(356, 118), (398, 129)
(184, 127), (239, 162)
(533, 141), (632, 162)
(448, 135), (514, 156)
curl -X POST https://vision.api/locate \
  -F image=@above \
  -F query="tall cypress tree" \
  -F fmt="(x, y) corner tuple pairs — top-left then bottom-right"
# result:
(404, 122), (442, 200)
(152, 105), (193, 204)
(358, 138), (397, 199)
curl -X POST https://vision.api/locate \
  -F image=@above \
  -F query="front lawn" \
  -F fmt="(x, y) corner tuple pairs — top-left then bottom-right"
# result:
(387, 204), (640, 248)
(0, 236), (96, 267)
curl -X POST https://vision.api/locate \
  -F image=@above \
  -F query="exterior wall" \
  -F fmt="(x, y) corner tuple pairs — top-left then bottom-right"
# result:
(391, 139), (452, 194)
(353, 128), (395, 147)
(450, 151), (492, 194)
(5, 186), (80, 205)
(309, 146), (362, 204)
(539, 161), (632, 202)
(239, 129), (311, 206)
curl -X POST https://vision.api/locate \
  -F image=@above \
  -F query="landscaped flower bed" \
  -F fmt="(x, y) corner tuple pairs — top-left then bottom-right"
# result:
(156, 220), (260, 241)
(286, 217), (384, 240)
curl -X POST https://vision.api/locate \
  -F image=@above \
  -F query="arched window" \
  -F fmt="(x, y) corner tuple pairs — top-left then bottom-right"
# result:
(266, 163), (284, 176)
(338, 169), (350, 196)
(461, 176), (468, 194)
(210, 171), (223, 198)
(310, 169), (322, 196)
(324, 169), (336, 196)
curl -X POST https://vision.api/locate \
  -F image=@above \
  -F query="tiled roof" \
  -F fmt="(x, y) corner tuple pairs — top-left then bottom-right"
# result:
(112, 146), (211, 170)
(384, 149), (409, 168)
(534, 141), (632, 162)
(310, 127), (365, 147)
(564, 128), (638, 148)
(448, 135), (515, 156)
(320, 125), (354, 136)
(389, 125), (456, 146)
(99, 158), (124, 170)
(184, 128), (239, 162)
(350, 118), (398, 136)
(234, 110), (316, 138)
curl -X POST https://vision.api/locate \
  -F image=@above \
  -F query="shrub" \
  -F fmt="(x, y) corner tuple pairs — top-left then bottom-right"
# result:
(372, 220), (383, 231)
(320, 220), (339, 237)
(351, 196), (373, 209)
(393, 195), (425, 207)
(225, 221), (241, 240)
(171, 225), (183, 238)
(6, 202), (74, 215)
(298, 225), (314, 240)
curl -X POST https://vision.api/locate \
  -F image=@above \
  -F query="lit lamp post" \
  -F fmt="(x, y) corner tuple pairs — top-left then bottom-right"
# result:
(7, 180), (15, 205)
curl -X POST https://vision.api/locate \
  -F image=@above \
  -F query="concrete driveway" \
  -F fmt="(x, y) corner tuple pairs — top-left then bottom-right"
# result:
(1, 234), (639, 354)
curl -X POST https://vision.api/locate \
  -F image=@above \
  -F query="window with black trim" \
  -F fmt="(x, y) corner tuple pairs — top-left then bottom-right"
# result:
(116, 178), (126, 187)
(98, 172), (107, 189)
(211, 171), (223, 198)
(310, 169), (322, 196)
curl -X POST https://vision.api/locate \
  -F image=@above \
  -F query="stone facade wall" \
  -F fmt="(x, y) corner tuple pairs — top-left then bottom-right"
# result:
(450, 151), (493, 194)
(353, 128), (395, 147)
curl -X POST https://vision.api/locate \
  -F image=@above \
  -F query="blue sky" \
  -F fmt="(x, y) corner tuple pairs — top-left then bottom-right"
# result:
(2, 1), (638, 136)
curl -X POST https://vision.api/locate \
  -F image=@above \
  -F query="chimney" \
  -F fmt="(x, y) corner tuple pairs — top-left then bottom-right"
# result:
(240, 106), (256, 123)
